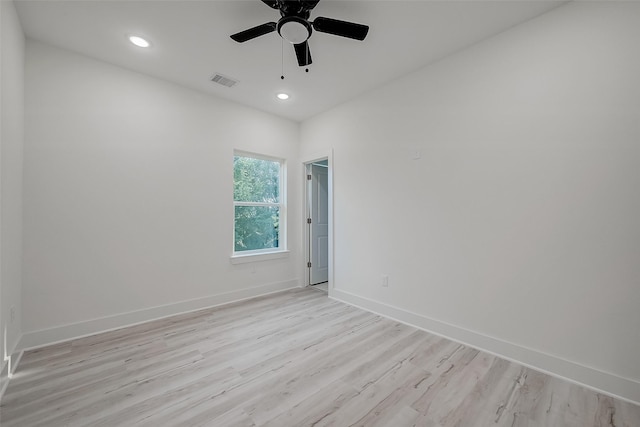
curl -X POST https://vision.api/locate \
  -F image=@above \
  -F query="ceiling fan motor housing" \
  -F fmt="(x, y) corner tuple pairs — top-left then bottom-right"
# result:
(277, 16), (312, 44)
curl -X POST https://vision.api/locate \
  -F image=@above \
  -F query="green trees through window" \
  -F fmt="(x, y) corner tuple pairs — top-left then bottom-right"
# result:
(233, 154), (283, 253)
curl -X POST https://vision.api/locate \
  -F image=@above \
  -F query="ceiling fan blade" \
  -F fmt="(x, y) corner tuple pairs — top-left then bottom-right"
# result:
(230, 22), (277, 43)
(294, 41), (312, 66)
(301, 0), (321, 10)
(261, 0), (279, 9)
(313, 17), (369, 41)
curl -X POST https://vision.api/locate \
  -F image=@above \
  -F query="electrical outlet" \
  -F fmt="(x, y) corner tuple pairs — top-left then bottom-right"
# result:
(10, 306), (16, 323)
(382, 275), (389, 287)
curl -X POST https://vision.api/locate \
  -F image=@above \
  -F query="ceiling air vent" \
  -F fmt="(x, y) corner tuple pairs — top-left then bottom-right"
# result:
(211, 73), (238, 88)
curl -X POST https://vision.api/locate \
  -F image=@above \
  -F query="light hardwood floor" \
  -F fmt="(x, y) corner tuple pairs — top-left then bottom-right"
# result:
(1, 288), (638, 426)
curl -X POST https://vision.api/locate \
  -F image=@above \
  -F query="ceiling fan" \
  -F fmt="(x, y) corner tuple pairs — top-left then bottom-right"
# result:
(230, 0), (369, 67)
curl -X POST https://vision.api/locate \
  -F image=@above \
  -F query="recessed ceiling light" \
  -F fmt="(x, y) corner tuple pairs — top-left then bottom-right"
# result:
(277, 93), (289, 100)
(128, 35), (150, 48)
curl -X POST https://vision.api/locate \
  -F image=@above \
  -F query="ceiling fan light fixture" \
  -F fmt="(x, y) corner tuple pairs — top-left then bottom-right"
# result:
(128, 35), (150, 48)
(277, 93), (290, 100)
(278, 16), (311, 44)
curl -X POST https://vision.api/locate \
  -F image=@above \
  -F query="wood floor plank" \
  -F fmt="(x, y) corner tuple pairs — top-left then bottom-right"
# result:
(261, 379), (360, 427)
(1, 288), (638, 427)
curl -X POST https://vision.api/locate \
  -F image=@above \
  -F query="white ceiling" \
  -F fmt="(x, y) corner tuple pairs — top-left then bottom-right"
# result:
(15, 0), (565, 122)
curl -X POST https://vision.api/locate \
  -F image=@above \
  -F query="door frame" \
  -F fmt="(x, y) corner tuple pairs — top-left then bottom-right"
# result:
(302, 149), (334, 293)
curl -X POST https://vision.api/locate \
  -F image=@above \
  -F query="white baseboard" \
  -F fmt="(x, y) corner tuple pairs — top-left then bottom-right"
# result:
(18, 279), (300, 351)
(331, 288), (640, 406)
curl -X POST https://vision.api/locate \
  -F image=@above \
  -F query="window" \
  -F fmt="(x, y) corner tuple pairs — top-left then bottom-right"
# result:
(233, 152), (285, 255)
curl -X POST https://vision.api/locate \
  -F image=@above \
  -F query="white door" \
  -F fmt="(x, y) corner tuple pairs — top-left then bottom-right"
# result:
(310, 164), (329, 284)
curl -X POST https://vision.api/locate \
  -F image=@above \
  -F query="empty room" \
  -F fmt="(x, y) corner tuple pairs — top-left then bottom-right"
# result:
(1, 0), (639, 425)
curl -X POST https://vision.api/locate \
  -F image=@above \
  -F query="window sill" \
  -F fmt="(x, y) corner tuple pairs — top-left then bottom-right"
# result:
(230, 250), (290, 264)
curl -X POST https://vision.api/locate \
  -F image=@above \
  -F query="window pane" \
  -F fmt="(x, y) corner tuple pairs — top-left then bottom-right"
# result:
(234, 156), (280, 203)
(234, 206), (280, 252)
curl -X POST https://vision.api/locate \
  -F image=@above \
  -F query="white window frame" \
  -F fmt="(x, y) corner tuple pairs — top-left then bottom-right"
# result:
(231, 151), (288, 263)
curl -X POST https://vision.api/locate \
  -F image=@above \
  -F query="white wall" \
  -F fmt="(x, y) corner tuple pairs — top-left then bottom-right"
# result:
(1, 0), (25, 380)
(21, 41), (301, 346)
(301, 2), (640, 403)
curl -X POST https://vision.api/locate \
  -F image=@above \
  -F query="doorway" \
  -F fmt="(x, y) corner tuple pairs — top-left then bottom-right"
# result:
(304, 156), (331, 292)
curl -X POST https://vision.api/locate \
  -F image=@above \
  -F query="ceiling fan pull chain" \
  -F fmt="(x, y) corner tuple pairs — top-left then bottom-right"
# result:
(281, 37), (285, 80)
(305, 43), (309, 73)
